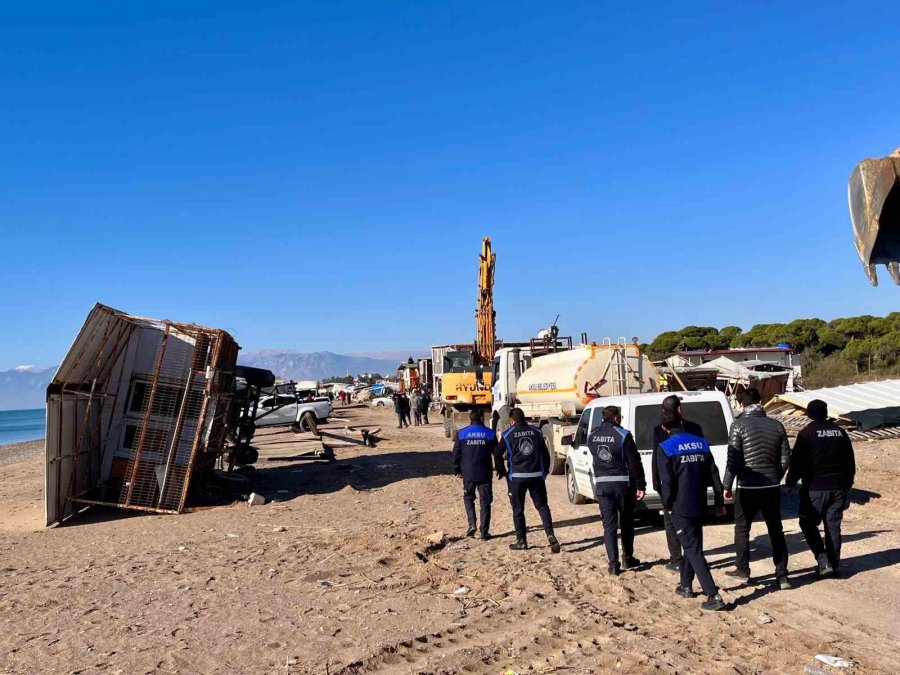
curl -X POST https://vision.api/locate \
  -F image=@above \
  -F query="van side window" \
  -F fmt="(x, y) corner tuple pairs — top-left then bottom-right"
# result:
(574, 411), (591, 446)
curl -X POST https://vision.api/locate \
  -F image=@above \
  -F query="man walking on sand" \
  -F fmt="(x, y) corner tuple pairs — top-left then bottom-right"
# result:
(786, 399), (856, 577)
(723, 388), (792, 590)
(653, 395), (705, 573)
(452, 410), (502, 539)
(498, 407), (561, 553)
(588, 405), (646, 576)
(657, 408), (727, 611)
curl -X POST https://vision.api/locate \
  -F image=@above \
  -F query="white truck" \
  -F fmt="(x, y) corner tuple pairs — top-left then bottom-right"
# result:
(251, 393), (332, 433)
(561, 391), (734, 510)
(491, 339), (660, 474)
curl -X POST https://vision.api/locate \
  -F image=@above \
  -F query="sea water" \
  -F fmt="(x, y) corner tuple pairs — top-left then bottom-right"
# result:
(0, 408), (45, 445)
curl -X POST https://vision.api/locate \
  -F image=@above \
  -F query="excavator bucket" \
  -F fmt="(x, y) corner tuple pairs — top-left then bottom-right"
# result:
(848, 149), (900, 285)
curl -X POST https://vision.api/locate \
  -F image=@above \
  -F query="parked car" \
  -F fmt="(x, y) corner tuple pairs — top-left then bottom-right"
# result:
(251, 394), (331, 432)
(371, 395), (394, 407)
(562, 391), (734, 511)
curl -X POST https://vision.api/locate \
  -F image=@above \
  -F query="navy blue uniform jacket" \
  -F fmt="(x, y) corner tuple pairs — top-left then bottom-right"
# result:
(657, 429), (724, 518)
(452, 423), (500, 482)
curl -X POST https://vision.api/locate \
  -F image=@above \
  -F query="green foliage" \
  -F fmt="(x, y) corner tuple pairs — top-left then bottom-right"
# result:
(802, 354), (857, 389)
(644, 312), (900, 376)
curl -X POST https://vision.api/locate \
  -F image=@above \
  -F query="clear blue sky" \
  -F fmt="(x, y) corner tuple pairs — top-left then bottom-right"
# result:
(2, 2), (899, 370)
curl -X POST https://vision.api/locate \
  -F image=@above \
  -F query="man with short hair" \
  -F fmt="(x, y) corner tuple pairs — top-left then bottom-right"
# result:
(498, 407), (561, 553)
(652, 394), (705, 573)
(452, 410), (501, 539)
(723, 388), (792, 589)
(657, 408), (727, 611)
(786, 399), (856, 577)
(588, 405), (646, 575)
(419, 390), (431, 425)
(410, 390), (422, 426)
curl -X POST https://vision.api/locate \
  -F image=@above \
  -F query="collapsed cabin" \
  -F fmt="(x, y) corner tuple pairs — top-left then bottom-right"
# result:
(45, 304), (239, 526)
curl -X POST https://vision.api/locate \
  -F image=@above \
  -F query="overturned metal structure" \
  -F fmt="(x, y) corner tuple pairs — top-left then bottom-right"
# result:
(45, 304), (239, 526)
(849, 148), (900, 285)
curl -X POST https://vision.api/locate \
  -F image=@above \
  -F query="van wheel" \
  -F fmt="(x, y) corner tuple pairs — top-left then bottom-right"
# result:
(566, 465), (586, 504)
(543, 425), (565, 475)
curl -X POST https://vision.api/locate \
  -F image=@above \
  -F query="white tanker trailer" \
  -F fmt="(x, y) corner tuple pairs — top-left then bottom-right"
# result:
(491, 339), (659, 473)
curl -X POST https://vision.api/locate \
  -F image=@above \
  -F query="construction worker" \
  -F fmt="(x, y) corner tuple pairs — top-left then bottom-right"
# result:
(657, 408), (727, 611)
(452, 410), (500, 539)
(588, 405), (646, 575)
(785, 400), (856, 577)
(723, 388), (792, 590)
(499, 407), (561, 553)
(652, 395), (705, 573)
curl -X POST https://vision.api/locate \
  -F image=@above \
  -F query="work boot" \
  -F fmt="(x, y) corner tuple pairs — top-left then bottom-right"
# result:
(665, 560), (682, 574)
(547, 534), (561, 554)
(509, 539), (528, 551)
(817, 557), (835, 578)
(674, 585), (696, 599)
(465, 527), (476, 538)
(725, 569), (750, 583)
(777, 575), (792, 590)
(621, 555), (641, 570)
(701, 594), (727, 611)
(607, 562), (621, 576)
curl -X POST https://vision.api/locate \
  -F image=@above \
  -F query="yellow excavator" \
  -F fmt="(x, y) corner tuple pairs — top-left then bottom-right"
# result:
(440, 237), (497, 440)
(849, 148), (900, 285)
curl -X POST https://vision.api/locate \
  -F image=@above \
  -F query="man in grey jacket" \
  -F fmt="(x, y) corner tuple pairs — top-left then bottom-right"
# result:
(723, 388), (792, 589)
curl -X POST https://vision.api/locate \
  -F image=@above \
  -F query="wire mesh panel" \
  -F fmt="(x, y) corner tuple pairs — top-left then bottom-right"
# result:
(119, 323), (224, 512)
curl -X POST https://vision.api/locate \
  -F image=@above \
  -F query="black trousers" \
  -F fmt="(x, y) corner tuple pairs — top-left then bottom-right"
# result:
(463, 480), (493, 534)
(799, 488), (850, 569)
(596, 488), (635, 565)
(671, 514), (718, 597)
(663, 510), (683, 563)
(507, 478), (555, 540)
(421, 409), (429, 424)
(396, 413), (406, 427)
(734, 486), (789, 577)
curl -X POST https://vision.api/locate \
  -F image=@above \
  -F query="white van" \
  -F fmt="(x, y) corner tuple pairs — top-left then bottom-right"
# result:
(563, 391), (734, 511)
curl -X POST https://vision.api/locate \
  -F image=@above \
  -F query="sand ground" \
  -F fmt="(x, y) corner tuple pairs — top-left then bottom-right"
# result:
(1, 405), (898, 674)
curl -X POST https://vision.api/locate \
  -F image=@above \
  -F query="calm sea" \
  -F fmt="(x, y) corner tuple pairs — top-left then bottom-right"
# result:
(0, 408), (45, 446)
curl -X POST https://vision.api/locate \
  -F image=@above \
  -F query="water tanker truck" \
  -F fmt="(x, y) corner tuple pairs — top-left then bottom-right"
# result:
(491, 338), (659, 474)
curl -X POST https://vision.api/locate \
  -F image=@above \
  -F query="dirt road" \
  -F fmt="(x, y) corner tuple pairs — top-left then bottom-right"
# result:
(1, 406), (898, 674)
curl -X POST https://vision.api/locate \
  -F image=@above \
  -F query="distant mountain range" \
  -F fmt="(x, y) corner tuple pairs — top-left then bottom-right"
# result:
(239, 350), (414, 382)
(0, 366), (55, 410)
(0, 350), (425, 410)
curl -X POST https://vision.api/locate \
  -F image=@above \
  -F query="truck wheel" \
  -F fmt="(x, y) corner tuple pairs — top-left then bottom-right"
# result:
(301, 411), (319, 436)
(566, 464), (586, 504)
(543, 424), (565, 475)
(443, 413), (452, 439)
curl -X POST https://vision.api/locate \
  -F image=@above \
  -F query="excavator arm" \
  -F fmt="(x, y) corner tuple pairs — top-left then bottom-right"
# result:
(849, 148), (900, 285)
(475, 236), (497, 363)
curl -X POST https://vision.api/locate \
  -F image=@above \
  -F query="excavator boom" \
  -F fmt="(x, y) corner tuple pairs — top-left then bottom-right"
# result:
(849, 148), (900, 285)
(475, 236), (497, 363)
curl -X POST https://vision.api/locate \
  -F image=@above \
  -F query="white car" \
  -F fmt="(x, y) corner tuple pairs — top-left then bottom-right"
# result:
(371, 396), (394, 407)
(252, 394), (331, 430)
(563, 391), (734, 511)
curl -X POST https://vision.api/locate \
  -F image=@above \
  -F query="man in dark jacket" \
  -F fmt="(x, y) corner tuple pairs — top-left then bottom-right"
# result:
(419, 391), (431, 425)
(392, 393), (406, 428)
(657, 409), (727, 611)
(452, 410), (502, 539)
(652, 395), (705, 573)
(786, 399), (856, 577)
(589, 405), (646, 575)
(723, 388), (791, 589)
(498, 407), (561, 553)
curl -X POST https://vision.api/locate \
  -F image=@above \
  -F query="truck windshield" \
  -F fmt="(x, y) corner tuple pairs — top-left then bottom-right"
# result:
(632, 401), (730, 451)
(445, 351), (476, 372)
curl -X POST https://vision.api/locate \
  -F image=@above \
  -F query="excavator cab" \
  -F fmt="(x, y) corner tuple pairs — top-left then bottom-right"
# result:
(849, 149), (900, 285)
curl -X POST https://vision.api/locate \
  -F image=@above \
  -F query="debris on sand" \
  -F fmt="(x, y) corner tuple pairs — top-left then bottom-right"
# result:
(248, 493), (267, 507)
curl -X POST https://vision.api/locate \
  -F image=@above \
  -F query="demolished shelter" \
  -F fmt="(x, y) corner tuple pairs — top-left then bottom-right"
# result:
(45, 304), (239, 526)
(765, 379), (900, 440)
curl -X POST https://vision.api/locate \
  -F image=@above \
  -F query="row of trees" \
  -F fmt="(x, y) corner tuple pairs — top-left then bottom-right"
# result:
(323, 373), (386, 385)
(643, 313), (900, 376)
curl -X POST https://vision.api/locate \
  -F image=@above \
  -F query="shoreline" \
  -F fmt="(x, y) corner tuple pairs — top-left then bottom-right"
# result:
(0, 439), (44, 467)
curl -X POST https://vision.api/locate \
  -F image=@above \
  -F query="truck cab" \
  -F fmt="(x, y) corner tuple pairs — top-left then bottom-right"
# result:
(564, 391), (734, 511)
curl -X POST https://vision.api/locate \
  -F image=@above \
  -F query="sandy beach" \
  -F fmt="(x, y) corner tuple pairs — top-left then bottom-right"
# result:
(1, 405), (898, 674)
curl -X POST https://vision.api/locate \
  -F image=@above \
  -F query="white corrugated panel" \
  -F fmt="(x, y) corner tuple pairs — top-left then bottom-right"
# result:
(770, 380), (900, 416)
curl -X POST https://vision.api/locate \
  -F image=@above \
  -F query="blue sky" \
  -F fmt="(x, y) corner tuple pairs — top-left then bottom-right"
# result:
(2, 2), (899, 370)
